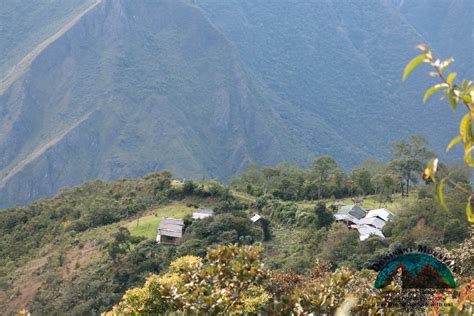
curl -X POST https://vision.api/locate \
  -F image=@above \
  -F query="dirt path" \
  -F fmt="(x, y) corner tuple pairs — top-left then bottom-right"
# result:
(0, 111), (94, 190)
(0, 0), (103, 95)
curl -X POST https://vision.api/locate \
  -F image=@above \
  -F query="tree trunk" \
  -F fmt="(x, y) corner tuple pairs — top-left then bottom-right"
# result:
(406, 176), (410, 197)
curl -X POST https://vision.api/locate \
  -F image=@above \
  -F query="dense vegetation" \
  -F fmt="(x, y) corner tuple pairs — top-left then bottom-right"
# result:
(1, 1), (473, 314)
(0, 171), (254, 314)
(107, 239), (473, 315)
(1, 145), (471, 314)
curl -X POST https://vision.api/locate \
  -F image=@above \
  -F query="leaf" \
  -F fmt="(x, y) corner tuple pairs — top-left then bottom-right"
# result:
(459, 114), (473, 142)
(463, 94), (472, 106)
(467, 196), (474, 223)
(423, 83), (449, 103)
(437, 178), (447, 209)
(448, 89), (457, 110)
(403, 55), (426, 80)
(446, 136), (462, 152)
(446, 72), (457, 86)
(463, 143), (474, 167)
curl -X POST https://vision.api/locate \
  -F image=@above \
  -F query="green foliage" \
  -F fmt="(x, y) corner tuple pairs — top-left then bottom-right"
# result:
(231, 158), (370, 201)
(390, 134), (434, 197)
(105, 244), (270, 315)
(404, 44), (473, 222)
(351, 167), (375, 195)
(314, 202), (335, 228)
(182, 212), (262, 246)
(319, 223), (360, 266)
(385, 185), (470, 247)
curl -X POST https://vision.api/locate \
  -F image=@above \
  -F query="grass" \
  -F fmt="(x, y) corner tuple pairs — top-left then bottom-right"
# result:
(230, 190), (256, 203)
(126, 202), (195, 240)
(293, 191), (418, 214)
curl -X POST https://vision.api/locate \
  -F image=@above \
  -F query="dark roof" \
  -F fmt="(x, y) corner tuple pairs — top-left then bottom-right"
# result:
(336, 205), (367, 220)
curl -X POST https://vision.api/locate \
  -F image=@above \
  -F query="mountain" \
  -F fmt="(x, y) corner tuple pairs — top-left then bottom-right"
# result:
(0, 0), (305, 208)
(194, 0), (472, 157)
(0, 0), (472, 208)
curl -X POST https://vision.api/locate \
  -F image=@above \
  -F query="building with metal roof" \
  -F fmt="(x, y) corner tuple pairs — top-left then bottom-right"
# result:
(336, 204), (367, 219)
(157, 218), (184, 244)
(335, 204), (367, 225)
(365, 208), (394, 222)
(354, 224), (385, 241)
(359, 216), (386, 230)
(192, 208), (214, 220)
(250, 214), (262, 223)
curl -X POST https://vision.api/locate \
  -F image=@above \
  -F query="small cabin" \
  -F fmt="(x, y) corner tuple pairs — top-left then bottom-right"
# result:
(157, 218), (184, 245)
(250, 213), (263, 223)
(192, 208), (214, 220)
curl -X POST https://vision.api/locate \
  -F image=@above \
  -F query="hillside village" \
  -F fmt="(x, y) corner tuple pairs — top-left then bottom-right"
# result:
(0, 166), (471, 314)
(156, 201), (395, 244)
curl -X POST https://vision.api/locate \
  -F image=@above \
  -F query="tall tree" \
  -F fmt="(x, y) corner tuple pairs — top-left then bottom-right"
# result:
(351, 167), (374, 195)
(390, 134), (433, 197)
(310, 156), (339, 199)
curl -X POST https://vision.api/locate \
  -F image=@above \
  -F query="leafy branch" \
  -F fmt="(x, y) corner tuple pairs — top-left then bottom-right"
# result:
(404, 44), (474, 223)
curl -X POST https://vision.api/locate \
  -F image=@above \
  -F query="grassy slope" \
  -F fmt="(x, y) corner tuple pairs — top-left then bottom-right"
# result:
(126, 203), (195, 240)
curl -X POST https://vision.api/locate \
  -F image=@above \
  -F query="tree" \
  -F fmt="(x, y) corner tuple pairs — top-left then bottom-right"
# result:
(404, 44), (474, 222)
(390, 134), (433, 197)
(314, 202), (334, 228)
(372, 173), (398, 206)
(310, 156), (339, 199)
(351, 167), (374, 195)
(105, 245), (270, 314)
(262, 167), (281, 194)
(319, 223), (359, 266)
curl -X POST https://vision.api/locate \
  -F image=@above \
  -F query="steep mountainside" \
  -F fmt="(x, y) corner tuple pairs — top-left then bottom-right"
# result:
(0, 0), (306, 208)
(0, 0), (472, 208)
(195, 0), (472, 159)
(0, 0), (96, 76)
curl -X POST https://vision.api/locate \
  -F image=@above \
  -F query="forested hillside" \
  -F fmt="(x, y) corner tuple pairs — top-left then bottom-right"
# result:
(0, 0), (472, 208)
(0, 155), (471, 314)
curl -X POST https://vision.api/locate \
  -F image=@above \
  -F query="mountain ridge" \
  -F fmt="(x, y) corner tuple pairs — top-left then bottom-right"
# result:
(0, 0), (307, 208)
(0, 0), (472, 208)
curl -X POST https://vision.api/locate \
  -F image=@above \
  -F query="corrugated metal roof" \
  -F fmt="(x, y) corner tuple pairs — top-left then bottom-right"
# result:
(335, 214), (360, 224)
(158, 218), (184, 238)
(158, 228), (183, 238)
(192, 208), (214, 219)
(251, 214), (262, 222)
(195, 208), (214, 214)
(366, 208), (394, 222)
(359, 216), (386, 229)
(161, 218), (184, 226)
(336, 205), (366, 219)
(357, 224), (385, 241)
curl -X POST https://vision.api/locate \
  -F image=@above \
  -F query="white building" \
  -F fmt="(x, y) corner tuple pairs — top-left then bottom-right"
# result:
(353, 224), (385, 241)
(365, 208), (394, 222)
(341, 207), (395, 241)
(192, 208), (214, 219)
